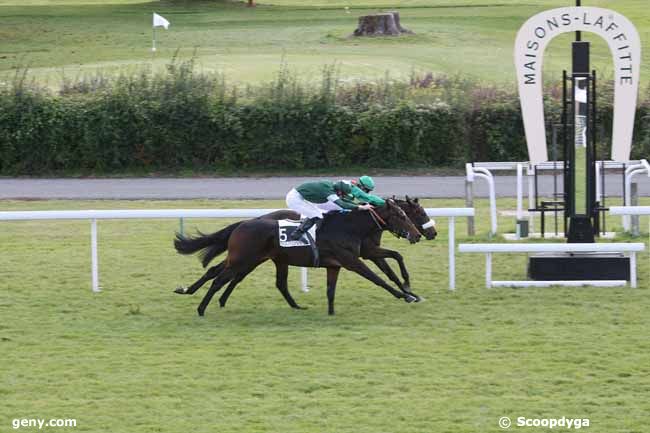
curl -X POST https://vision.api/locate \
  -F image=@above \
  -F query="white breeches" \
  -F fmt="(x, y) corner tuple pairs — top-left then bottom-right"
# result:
(286, 188), (325, 219)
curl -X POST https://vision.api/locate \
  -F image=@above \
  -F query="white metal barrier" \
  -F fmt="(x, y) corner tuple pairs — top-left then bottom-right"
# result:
(458, 242), (644, 288)
(610, 206), (650, 216)
(611, 206), (650, 247)
(466, 164), (497, 236)
(0, 207), (473, 293)
(468, 160), (643, 237)
(623, 160), (650, 231)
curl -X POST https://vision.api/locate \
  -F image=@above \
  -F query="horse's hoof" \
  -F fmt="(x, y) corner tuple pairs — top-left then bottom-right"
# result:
(197, 308), (205, 317)
(415, 296), (426, 302)
(293, 305), (307, 310)
(404, 294), (417, 303)
(174, 286), (187, 295)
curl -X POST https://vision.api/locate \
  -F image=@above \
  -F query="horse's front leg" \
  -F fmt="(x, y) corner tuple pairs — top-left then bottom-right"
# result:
(338, 253), (417, 304)
(362, 248), (421, 301)
(372, 248), (411, 289)
(369, 257), (412, 292)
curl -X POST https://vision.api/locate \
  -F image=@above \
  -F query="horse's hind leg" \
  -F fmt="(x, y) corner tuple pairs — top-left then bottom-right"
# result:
(274, 260), (305, 310)
(218, 267), (253, 308)
(215, 272), (250, 309)
(326, 267), (341, 316)
(218, 282), (235, 308)
(197, 269), (235, 316)
(218, 259), (268, 308)
(198, 263), (261, 316)
(175, 261), (225, 295)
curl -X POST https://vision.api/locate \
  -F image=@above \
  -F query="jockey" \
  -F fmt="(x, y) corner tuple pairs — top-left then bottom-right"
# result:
(286, 180), (373, 241)
(343, 175), (385, 207)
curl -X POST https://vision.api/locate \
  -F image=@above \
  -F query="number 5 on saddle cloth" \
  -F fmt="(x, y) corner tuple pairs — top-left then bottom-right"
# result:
(277, 219), (319, 266)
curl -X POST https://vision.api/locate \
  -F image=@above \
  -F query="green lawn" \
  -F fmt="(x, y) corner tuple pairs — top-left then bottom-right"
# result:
(1, 0), (648, 85)
(1, 198), (650, 432)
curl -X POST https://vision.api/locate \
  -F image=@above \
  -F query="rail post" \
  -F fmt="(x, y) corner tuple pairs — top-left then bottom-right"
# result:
(91, 219), (100, 293)
(449, 217), (456, 291)
(465, 180), (475, 236)
(631, 183), (640, 236)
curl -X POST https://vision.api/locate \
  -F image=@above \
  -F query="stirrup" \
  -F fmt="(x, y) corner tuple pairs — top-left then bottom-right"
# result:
(289, 219), (309, 240)
(289, 228), (305, 241)
(290, 217), (317, 241)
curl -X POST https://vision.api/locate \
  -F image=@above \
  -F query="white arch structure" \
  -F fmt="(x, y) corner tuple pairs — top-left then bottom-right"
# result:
(515, 7), (641, 164)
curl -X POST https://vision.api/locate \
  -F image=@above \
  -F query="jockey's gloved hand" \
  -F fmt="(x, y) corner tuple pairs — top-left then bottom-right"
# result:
(358, 204), (374, 211)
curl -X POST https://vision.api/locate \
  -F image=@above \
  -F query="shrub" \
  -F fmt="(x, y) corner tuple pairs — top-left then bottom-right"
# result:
(1, 63), (648, 175)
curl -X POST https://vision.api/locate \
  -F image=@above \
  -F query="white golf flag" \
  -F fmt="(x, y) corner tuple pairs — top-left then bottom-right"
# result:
(153, 13), (170, 29)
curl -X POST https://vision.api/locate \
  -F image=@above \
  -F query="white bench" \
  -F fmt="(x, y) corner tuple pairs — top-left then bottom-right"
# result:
(458, 243), (645, 288)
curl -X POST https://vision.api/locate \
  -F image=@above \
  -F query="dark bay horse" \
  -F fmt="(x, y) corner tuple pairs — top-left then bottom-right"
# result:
(175, 196), (435, 307)
(175, 199), (422, 316)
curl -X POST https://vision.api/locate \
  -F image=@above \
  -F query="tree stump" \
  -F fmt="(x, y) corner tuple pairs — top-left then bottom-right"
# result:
(353, 11), (413, 37)
(388, 11), (413, 34)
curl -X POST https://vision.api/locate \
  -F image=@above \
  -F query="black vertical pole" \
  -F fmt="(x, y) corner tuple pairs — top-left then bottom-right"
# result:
(562, 70), (569, 235)
(576, 0), (582, 41)
(588, 69), (596, 234)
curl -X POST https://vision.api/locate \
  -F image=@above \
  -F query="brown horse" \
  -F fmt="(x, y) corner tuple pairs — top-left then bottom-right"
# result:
(175, 196), (436, 308)
(174, 199), (422, 316)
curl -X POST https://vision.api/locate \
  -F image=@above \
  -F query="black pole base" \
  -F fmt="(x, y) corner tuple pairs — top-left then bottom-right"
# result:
(529, 253), (629, 281)
(567, 215), (595, 243)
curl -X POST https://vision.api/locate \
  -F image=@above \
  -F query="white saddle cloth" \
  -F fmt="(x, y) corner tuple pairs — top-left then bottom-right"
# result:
(278, 219), (317, 248)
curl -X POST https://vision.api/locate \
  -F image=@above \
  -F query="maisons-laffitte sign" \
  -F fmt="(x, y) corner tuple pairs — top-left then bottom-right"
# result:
(514, 7), (641, 163)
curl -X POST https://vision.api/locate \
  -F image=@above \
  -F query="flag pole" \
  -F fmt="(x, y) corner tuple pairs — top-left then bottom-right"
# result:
(152, 23), (156, 53)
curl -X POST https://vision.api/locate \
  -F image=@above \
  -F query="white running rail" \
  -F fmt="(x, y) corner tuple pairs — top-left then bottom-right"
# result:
(0, 207), (474, 293)
(458, 242), (644, 288)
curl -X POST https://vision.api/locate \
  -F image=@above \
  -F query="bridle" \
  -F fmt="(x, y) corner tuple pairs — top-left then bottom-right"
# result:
(393, 198), (436, 236)
(422, 219), (436, 230)
(368, 206), (409, 240)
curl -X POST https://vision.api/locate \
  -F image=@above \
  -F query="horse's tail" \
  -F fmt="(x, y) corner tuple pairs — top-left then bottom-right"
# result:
(174, 221), (243, 268)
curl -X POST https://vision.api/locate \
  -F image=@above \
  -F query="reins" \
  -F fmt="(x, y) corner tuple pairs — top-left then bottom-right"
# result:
(368, 207), (402, 239)
(368, 207), (386, 228)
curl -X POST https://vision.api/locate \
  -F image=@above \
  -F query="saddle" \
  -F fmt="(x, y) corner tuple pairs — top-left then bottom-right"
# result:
(277, 220), (320, 266)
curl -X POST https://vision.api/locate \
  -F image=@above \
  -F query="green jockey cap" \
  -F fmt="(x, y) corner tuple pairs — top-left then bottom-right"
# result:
(358, 175), (375, 192)
(347, 177), (384, 207)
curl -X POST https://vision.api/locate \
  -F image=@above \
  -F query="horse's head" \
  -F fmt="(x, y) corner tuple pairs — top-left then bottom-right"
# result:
(395, 195), (437, 240)
(375, 199), (422, 244)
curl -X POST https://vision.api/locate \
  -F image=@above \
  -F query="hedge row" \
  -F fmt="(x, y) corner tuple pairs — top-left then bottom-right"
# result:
(1, 68), (648, 174)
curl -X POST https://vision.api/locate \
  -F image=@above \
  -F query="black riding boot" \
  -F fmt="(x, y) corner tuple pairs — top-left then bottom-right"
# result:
(289, 217), (319, 241)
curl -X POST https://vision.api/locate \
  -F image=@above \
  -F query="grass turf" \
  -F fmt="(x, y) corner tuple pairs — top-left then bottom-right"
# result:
(1, 0), (649, 85)
(1, 197), (650, 432)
